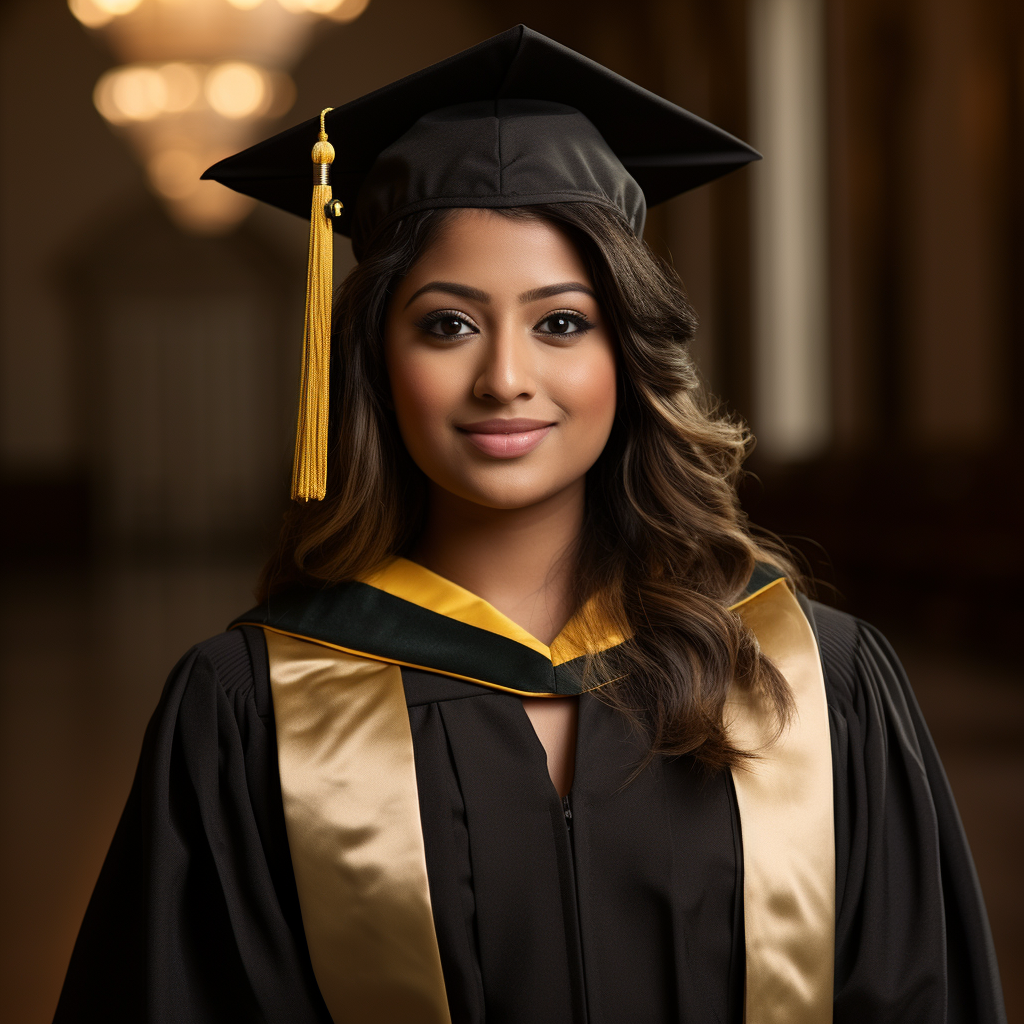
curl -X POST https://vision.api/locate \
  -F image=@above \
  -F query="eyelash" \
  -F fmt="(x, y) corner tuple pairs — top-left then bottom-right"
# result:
(541, 309), (596, 336)
(415, 309), (477, 337)
(415, 308), (596, 339)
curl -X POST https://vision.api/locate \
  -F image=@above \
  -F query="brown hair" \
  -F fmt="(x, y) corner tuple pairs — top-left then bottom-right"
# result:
(259, 202), (795, 771)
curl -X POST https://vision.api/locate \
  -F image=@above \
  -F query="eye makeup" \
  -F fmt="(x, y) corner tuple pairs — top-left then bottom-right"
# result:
(415, 309), (479, 338)
(414, 307), (597, 340)
(533, 310), (596, 336)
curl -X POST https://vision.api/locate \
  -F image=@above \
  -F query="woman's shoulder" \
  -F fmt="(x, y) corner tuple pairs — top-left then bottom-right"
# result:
(798, 596), (918, 724)
(158, 624), (272, 722)
(798, 596), (947, 785)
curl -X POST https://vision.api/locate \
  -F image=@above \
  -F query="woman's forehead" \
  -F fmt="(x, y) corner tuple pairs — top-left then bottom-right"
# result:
(400, 210), (594, 299)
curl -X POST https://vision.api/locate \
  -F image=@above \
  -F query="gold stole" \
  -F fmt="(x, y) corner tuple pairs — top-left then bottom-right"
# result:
(265, 634), (450, 1024)
(729, 580), (836, 1023)
(263, 578), (834, 1024)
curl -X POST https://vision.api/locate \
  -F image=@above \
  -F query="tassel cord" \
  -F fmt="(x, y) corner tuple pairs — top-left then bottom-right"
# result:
(291, 109), (337, 501)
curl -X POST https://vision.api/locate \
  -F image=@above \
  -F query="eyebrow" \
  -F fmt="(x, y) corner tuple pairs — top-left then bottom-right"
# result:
(518, 282), (597, 303)
(403, 280), (596, 309)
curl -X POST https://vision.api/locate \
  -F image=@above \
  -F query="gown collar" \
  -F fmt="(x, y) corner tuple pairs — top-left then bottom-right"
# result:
(233, 557), (785, 697)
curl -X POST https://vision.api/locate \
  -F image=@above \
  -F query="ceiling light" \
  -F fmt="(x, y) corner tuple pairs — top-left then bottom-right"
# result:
(205, 62), (267, 119)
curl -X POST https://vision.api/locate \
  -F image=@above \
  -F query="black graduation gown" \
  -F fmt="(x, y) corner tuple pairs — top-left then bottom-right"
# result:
(53, 597), (1006, 1024)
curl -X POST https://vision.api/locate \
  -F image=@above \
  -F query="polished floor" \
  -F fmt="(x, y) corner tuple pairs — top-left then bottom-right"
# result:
(1, 562), (1021, 1022)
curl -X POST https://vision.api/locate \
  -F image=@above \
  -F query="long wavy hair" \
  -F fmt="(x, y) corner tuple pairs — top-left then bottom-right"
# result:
(259, 201), (796, 771)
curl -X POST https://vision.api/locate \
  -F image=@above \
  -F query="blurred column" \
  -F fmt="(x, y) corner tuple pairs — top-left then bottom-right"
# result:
(748, 0), (829, 460)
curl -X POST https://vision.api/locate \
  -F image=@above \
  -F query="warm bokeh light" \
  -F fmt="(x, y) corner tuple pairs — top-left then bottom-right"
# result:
(146, 145), (258, 233)
(92, 60), (286, 234)
(93, 72), (126, 124)
(274, 0), (369, 20)
(68, 0), (116, 29)
(147, 147), (202, 199)
(93, 62), (285, 123)
(94, 0), (143, 12)
(99, 66), (167, 122)
(160, 62), (203, 113)
(73, 0), (371, 234)
(169, 181), (257, 234)
(326, 0), (370, 22)
(205, 62), (267, 119)
(68, 0), (143, 27)
(277, 0), (342, 12)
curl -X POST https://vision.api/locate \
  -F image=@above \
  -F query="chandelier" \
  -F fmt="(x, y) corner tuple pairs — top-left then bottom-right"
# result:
(69, 0), (370, 234)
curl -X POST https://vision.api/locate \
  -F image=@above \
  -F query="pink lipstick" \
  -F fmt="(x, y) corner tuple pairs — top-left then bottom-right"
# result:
(457, 418), (555, 459)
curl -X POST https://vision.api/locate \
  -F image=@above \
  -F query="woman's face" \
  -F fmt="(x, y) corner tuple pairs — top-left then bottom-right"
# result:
(384, 209), (617, 511)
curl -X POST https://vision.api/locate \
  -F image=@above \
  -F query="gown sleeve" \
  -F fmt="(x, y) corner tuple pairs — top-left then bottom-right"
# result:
(53, 627), (329, 1024)
(809, 601), (1007, 1024)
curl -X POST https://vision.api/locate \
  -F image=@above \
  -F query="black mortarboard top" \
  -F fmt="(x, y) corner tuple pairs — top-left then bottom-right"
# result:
(203, 24), (759, 259)
(202, 26), (759, 502)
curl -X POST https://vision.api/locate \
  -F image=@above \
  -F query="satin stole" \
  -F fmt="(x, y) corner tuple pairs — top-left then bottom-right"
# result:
(262, 578), (834, 1024)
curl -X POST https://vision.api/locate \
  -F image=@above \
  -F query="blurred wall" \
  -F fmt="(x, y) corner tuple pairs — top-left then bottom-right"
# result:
(0, 0), (138, 474)
(749, 0), (1024, 653)
(829, 0), (1017, 453)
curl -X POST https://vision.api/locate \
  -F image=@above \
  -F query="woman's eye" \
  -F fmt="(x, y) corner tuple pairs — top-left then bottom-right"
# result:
(535, 312), (594, 336)
(419, 312), (477, 338)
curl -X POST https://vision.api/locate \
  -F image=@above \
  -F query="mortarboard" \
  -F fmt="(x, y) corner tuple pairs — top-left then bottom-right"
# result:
(203, 25), (759, 501)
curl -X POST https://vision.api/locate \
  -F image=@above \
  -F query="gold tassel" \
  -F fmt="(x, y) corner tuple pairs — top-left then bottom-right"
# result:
(291, 107), (339, 501)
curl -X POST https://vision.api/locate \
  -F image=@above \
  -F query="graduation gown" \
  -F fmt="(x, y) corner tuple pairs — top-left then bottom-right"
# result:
(53, 560), (1006, 1024)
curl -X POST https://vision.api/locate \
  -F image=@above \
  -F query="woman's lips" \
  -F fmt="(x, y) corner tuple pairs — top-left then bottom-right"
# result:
(457, 418), (555, 459)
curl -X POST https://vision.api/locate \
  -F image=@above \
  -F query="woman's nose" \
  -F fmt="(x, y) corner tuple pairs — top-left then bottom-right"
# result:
(472, 327), (536, 404)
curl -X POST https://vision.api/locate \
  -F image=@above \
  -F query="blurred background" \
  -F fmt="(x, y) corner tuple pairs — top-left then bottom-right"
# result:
(1, 0), (1021, 1019)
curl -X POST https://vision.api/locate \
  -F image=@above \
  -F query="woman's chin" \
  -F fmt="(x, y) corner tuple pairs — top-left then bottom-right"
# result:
(434, 469), (584, 513)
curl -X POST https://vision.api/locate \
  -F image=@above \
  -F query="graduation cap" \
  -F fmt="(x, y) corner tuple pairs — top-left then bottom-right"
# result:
(203, 25), (759, 501)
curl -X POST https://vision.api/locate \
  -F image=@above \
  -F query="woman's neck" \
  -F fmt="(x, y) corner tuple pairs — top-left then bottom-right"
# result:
(411, 479), (585, 646)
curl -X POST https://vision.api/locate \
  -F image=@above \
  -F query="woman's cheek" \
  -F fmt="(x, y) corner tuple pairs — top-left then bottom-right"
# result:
(392, 353), (458, 468)
(558, 344), (617, 437)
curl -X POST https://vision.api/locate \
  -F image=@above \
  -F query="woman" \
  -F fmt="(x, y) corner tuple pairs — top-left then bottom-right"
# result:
(55, 26), (1004, 1024)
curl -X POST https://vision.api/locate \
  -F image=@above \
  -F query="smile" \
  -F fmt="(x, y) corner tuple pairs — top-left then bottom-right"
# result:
(457, 418), (555, 459)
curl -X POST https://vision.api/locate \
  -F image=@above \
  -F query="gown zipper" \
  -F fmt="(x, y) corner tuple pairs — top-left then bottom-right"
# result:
(560, 791), (589, 1023)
